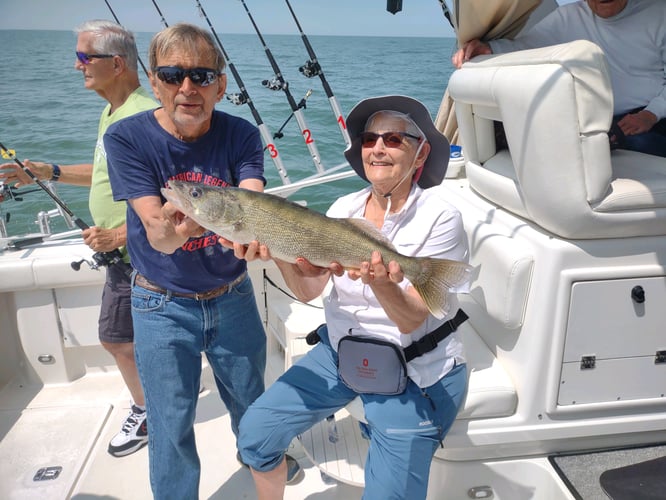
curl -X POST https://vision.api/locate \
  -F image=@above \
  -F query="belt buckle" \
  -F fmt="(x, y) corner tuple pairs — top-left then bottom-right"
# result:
(414, 333), (438, 356)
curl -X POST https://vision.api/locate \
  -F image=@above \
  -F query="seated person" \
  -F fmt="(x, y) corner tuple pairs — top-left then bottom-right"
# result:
(452, 0), (666, 158)
(233, 95), (470, 500)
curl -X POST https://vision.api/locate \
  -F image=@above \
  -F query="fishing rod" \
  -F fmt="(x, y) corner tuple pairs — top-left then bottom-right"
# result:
(0, 141), (131, 275)
(187, 0), (291, 184)
(238, 0), (325, 174)
(284, 0), (351, 147)
(102, 0), (150, 78)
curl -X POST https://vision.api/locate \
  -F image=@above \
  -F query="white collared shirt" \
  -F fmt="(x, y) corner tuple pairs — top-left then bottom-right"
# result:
(324, 183), (470, 387)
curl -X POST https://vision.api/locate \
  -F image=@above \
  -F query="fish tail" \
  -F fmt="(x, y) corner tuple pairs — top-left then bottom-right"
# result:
(412, 258), (472, 319)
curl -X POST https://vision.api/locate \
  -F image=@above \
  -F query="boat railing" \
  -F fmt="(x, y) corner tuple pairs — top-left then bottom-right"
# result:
(266, 161), (354, 198)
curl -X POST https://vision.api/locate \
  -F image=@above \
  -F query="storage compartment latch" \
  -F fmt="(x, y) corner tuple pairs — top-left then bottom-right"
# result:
(580, 355), (596, 369)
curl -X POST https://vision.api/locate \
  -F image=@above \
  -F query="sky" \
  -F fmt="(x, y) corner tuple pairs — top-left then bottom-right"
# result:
(0, 0), (458, 38)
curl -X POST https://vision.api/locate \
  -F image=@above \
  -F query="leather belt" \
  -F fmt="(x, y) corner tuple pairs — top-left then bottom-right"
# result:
(134, 272), (247, 301)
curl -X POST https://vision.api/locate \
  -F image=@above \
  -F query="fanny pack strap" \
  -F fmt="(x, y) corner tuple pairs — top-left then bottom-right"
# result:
(403, 309), (468, 362)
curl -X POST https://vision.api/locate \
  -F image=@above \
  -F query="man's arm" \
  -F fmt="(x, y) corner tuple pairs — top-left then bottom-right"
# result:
(131, 195), (205, 255)
(0, 160), (92, 188)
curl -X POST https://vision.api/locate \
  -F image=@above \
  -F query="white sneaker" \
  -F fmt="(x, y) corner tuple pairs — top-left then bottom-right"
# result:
(108, 404), (148, 457)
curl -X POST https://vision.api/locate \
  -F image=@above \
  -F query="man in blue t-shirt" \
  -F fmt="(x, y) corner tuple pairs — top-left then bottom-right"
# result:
(105, 23), (300, 499)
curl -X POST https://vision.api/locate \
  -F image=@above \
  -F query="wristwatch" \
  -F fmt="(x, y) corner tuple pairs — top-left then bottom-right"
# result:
(51, 164), (61, 182)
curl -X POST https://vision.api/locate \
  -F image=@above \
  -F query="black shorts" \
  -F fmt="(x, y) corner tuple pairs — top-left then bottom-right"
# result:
(98, 263), (134, 344)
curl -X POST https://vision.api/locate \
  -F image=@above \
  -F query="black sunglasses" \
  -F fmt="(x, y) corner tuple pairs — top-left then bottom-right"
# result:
(153, 66), (221, 87)
(76, 51), (118, 65)
(359, 131), (423, 148)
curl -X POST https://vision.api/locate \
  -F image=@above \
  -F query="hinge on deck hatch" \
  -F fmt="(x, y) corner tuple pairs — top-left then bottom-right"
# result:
(580, 355), (596, 369)
(655, 350), (666, 364)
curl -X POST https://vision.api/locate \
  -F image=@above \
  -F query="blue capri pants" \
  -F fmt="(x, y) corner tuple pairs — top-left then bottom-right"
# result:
(238, 325), (467, 500)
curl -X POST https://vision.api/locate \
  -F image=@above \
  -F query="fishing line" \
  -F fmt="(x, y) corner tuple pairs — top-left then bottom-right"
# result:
(0, 141), (132, 275)
(102, 0), (150, 78)
(238, 0), (325, 174)
(149, 0), (291, 185)
(284, 0), (351, 147)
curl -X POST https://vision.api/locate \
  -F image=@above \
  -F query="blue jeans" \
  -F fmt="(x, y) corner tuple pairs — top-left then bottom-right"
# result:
(132, 275), (266, 500)
(238, 325), (467, 500)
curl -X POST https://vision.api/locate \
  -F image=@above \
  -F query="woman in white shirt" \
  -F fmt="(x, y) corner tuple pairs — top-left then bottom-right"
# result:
(237, 95), (470, 500)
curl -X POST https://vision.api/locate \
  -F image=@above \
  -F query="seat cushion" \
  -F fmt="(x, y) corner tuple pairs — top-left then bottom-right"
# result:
(457, 322), (517, 420)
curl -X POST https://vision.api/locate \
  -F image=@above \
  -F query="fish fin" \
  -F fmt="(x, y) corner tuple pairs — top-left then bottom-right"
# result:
(412, 258), (473, 319)
(344, 218), (397, 251)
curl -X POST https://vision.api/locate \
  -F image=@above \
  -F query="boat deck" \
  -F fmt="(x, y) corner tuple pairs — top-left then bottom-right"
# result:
(0, 360), (364, 500)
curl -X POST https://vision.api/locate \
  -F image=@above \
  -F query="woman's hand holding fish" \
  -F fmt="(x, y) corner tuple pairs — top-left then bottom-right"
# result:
(352, 251), (428, 333)
(348, 251), (404, 284)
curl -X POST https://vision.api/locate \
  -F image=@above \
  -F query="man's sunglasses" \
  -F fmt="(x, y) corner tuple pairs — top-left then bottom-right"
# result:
(152, 66), (221, 87)
(359, 131), (423, 148)
(75, 51), (119, 65)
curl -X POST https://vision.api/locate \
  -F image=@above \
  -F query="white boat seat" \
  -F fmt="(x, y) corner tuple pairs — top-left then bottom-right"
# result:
(448, 40), (666, 239)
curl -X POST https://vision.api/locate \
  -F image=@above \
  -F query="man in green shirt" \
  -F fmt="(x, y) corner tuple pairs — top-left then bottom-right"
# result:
(0, 20), (157, 457)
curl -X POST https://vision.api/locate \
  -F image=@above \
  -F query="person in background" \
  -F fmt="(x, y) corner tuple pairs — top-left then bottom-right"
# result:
(104, 23), (300, 499)
(452, 0), (666, 158)
(234, 95), (470, 500)
(0, 19), (157, 457)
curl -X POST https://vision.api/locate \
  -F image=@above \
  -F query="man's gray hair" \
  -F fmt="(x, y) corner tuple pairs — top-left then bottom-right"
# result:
(148, 23), (225, 73)
(75, 19), (139, 72)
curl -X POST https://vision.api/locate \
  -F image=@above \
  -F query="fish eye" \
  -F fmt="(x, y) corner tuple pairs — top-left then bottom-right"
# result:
(190, 187), (203, 198)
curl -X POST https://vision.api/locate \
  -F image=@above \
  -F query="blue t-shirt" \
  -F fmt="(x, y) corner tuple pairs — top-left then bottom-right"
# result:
(105, 109), (265, 293)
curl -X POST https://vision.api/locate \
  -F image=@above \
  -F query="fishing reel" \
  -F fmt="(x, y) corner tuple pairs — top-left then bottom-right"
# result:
(0, 181), (16, 202)
(262, 77), (287, 91)
(71, 248), (132, 277)
(299, 60), (321, 78)
(226, 92), (248, 106)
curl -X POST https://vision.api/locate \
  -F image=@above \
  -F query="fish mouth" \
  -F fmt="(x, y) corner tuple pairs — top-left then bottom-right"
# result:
(160, 182), (187, 211)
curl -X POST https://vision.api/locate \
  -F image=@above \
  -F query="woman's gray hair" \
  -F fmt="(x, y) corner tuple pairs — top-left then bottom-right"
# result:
(148, 23), (226, 73)
(75, 20), (139, 72)
(364, 110), (425, 139)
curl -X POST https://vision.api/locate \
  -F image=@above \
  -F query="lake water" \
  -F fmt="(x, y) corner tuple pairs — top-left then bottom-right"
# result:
(0, 29), (456, 236)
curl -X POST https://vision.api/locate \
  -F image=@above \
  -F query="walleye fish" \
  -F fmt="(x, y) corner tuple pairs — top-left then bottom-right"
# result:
(162, 180), (472, 319)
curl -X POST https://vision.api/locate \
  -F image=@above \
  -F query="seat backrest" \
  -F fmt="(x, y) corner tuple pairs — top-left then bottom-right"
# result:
(449, 40), (666, 239)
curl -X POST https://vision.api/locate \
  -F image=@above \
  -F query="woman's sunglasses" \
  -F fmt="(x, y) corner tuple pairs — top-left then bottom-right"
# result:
(152, 66), (221, 87)
(75, 51), (118, 65)
(359, 131), (422, 148)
